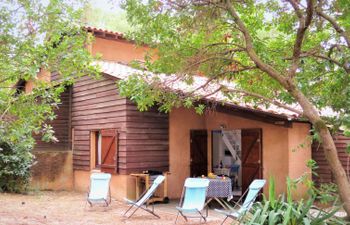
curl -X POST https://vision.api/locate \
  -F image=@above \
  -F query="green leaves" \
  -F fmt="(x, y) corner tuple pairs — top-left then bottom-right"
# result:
(118, 75), (158, 111)
(0, 0), (98, 192)
(0, 0), (98, 143)
(119, 0), (350, 218)
(121, 0), (349, 130)
(0, 141), (33, 193)
(118, 74), (205, 113)
(249, 177), (346, 225)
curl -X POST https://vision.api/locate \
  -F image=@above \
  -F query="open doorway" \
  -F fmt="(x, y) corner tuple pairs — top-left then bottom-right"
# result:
(212, 130), (242, 196)
(212, 129), (262, 197)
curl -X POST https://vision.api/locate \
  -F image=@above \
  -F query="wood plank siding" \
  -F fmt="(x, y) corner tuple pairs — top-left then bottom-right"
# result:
(124, 101), (169, 173)
(312, 133), (350, 184)
(33, 87), (71, 151)
(70, 74), (169, 174)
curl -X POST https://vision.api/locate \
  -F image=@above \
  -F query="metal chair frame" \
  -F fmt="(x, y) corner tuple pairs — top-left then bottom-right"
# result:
(86, 186), (112, 207)
(216, 179), (266, 225)
(85, 173), (112, 209)
(175, 178), (210, 224)
(123, 187), (160, 218)
(123, 175), (165, 219)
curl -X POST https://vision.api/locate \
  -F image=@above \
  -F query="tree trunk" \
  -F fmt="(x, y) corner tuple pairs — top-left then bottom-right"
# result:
(224, 2), (350, 217)
(293, 90), (350, 219)
(317, 124), (350, 219)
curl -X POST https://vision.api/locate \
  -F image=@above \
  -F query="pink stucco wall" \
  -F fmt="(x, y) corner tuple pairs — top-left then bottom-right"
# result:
(168, 107), (311, 199)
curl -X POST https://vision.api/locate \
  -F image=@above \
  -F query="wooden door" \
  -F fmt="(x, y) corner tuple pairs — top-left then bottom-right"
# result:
(101, 129), (118, 173)
(241, 129), (262, 192)
(190, 130), (208, 177)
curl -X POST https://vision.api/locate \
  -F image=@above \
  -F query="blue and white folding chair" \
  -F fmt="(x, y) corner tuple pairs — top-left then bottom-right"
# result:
(123, 175), (165, 219)
(175, 178), (210, 224)
(215, 179), (266, 225)
(86, 173), (112, 207)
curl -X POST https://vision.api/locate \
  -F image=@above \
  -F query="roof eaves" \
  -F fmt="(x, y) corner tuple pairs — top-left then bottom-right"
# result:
(84, 26), (126, 41)
(95, 60), (304, 122)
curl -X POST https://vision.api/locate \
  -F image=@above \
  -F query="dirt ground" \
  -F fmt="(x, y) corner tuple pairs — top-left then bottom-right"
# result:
(0, 191), (225, 225)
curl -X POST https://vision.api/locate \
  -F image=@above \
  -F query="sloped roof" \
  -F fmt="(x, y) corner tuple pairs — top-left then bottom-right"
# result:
(96, 60), (303, 120)
(84, 26), (126, 40)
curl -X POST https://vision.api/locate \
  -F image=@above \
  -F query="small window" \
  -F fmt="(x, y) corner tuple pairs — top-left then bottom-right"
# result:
(90, 129), (118, 173)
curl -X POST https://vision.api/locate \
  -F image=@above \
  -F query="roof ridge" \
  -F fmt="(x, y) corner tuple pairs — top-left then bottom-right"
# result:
(84, 26), (126, 40)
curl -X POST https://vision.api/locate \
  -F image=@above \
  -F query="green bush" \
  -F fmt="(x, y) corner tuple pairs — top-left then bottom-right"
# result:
(314, 183), (339, 205)
(0, 141), (33, 193)
(245, 178), (346, 225)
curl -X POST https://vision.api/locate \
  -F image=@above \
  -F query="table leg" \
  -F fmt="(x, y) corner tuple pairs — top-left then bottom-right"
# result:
(163, 173), (168, 198)
(204, 198), (213, 208)
(145, 175), (150, 204)
(145, 175), (150, 190)
(135, 177), (140, 199)
(205, 197), (230, 210)
(214, 198), (229, 210)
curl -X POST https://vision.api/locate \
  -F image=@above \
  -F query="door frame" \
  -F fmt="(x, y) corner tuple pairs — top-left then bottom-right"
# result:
(210, 128), (263, 195)
(190, 129), (208, 177)
(241, 128), (263, 193)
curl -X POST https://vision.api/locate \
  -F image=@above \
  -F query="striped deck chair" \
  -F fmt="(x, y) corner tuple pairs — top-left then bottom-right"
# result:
(215, 179), (266, 225)
(87, 173), (112, 207)
(123, 175), (165, 219)
(175, 178), (210, 224)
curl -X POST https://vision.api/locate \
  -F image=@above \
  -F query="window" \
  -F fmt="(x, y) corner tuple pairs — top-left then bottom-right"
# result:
(91, 129), (118, 173)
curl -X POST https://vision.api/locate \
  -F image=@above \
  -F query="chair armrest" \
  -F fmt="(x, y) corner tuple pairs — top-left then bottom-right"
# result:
(124, 198), (136, 205)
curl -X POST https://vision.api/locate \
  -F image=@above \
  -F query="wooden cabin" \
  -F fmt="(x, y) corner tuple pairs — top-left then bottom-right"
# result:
(312, 133), (350, 185)
(26, 27), (312, 200)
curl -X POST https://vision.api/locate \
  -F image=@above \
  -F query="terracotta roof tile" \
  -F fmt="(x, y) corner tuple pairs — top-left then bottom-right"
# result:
(84, 26), (125, 40)
(95, 60), (303, 120)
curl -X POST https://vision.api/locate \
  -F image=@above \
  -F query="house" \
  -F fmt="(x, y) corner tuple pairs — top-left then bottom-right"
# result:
(23, 27), (312, 200)
(312, 133), (350, 185)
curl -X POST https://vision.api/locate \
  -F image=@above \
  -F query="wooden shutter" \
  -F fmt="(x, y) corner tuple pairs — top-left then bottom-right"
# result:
(190, 130), (208, 177)
(241, 129), (262, 192)
(100, 129), (118, 173)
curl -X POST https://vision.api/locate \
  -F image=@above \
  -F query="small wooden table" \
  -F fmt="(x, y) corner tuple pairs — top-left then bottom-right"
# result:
(130, 172), (170, 203)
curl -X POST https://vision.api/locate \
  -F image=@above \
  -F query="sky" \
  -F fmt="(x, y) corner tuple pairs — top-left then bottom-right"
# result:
(86, 0), (131, 32)
(89, 0), (122, 13)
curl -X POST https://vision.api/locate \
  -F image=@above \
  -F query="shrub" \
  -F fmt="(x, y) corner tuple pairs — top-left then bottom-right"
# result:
(245, 177), (346, 225)
(314, 183), (339, 205)
(0, 141), (34, 193)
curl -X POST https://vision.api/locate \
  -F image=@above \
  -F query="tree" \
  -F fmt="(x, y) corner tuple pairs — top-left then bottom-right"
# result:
(0, 0), (98, 191)
(120, 0), (350, 218)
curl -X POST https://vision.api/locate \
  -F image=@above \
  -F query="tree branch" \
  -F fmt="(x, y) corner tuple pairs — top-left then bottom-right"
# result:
(201, 86), (223, 98)
(287, 0), (314, 78)
(145, 73), (302, 115)
(312, 54), (350, 73)
(285, 49), (350, 73)
(184, 55), (250, 72)
(223, 87), (303, 115)
(316, 7), (350, 47)
(184, 66), (257, 95)
(223, 0), (322, 119)
(223, 0), (287, 86)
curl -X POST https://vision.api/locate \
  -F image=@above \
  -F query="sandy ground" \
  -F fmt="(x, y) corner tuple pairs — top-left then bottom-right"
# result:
(0, 191), (228, 225)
